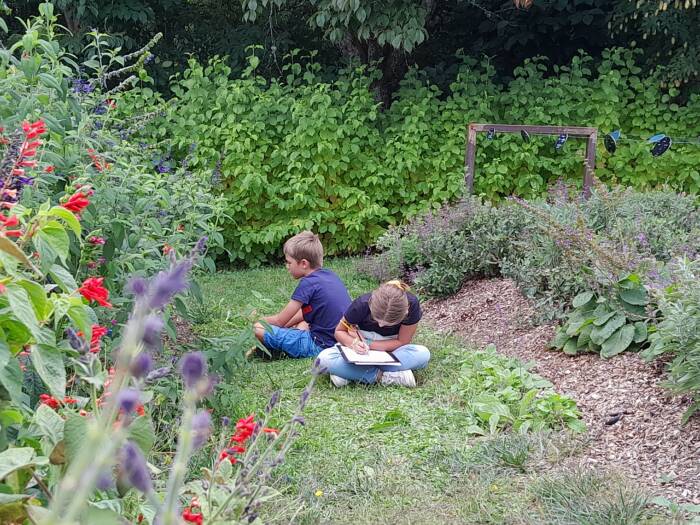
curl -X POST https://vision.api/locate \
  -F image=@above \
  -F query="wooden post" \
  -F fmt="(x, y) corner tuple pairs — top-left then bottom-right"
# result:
(583, 129), (597, 198)
(464, 124), (477, 194)
(464, 123), (598, 198)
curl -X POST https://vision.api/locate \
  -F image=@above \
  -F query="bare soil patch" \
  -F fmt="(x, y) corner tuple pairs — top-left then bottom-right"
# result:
(423, 278), (700, 503)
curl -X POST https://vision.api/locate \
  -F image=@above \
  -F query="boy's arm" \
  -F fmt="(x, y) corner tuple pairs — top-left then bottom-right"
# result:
(263, 300), (302, 328)
(284, 309), (304, 328)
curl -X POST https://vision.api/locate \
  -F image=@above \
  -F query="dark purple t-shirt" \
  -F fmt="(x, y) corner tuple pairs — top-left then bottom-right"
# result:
(344, 292), (421, 336)
(291, 268), (352, 348)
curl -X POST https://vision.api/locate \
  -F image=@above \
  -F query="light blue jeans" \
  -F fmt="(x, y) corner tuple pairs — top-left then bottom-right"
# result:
(317, 330), (430, 384)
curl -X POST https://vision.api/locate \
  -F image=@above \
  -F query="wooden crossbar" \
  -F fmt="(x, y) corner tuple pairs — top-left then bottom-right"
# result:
(464, 123), (598, 197)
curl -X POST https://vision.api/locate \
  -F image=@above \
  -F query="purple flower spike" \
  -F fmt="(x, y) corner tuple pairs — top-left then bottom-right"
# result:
(130, 352), (153, 379)
(120, 441), (152, 494)
(96, 470), (114, 491)
(191, 410), (212, 450)
(65, 328), (88, 354)
(221, 416), (231, 427)
(117, 388), (140, 414)
(195, 236), (208, 255)
(142, 315), (164, 349)
(179, 352), (206, 388)
(127, 277), (149, 297)
(148, 260), (192, 310)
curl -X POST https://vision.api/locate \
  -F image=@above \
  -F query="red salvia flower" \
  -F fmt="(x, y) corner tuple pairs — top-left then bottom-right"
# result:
(89, 324), (108, 353)
(44, 165), (54, 173)
(39, 394), (60, 410)
(62, 189), (92, 213)
(78, 277), (112, 308)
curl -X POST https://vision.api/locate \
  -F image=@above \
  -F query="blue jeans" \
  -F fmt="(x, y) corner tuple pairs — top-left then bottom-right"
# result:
(317, 343), (430, 384)
(263, 326), (322, 358)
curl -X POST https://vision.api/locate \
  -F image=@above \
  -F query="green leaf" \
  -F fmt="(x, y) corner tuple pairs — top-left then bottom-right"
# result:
(5, 285), (53, 346)
(600, 324), (635, 358)
(80, 507), (123, 525)
(550, 329), (569, 349)
(38, 72), (62, 92)
(47, 207), (81, 236)
(0, 493), (31, 504)
(633, 322), (648, 343)
(48, 264), (78, 293)
(30, 344), (66, 399)
(0, 237), (40, 275)
(128, 416), (155, 455)
(618, 286), (648, 306)
(16, 280), (49, 322)
(63, 414), (88, 465)
(572, 291), (594, 308)
(0, 357), (24, 407)
(67, 305), (94, 341)
(590, 313), (626, 345)
(592, 308), (616, 326)
(563, 338), (579, 355)
(0, 448), (47, 480)
(31, 404), (64, 452)
(566, 419), (587, 433)
(36, 221), (70, 264)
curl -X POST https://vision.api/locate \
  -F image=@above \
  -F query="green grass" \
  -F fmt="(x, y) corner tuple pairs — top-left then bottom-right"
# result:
(188, 258), (674, 524)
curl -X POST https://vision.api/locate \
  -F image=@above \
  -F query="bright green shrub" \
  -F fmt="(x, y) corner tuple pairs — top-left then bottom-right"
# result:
(125, 48), (700, 265)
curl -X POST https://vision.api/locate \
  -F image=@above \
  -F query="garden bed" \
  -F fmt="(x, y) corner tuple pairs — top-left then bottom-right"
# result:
(423, 277), (700, 504)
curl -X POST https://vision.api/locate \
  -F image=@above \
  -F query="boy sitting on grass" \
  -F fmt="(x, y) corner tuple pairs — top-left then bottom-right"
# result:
(253, 231), (351, 359)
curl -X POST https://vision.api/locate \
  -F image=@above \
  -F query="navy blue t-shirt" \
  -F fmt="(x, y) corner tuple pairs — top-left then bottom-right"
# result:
(344, 292), (421, 336)
(291, 268), (352, 349)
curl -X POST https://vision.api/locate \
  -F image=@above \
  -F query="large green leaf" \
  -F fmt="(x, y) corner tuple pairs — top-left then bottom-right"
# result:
(590, 313), (626, 346)
(0, 357), (24, 406)
(16, 280), (49, 322)
(30, 344), (66, 399)
(572, 291), (594, 308)
(31, 404), (64, 454)
(0, 448), (47, 480)
(36, 221), (70, 264)
(47, 206), (81, 236)
(5, 285), (54, 346)
(63, 414), (87, 465)
(600, 324), (636, 358)
(633, 322), (648, 343)
(0, 237), (40, 275)
(48, 264), (78, 293)
(128, 416), (155, 455)
(618, 286), (648, 306)
(563, 338), (579, 355)
(67, 304), (95, 341)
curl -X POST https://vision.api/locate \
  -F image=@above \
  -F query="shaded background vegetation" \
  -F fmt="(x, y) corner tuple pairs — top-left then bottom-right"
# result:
(5, 0), (699, 101)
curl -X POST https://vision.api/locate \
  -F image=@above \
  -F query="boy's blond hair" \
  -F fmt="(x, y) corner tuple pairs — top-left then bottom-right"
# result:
(369, 280), (410, 325)
(283, 231), (324, 269)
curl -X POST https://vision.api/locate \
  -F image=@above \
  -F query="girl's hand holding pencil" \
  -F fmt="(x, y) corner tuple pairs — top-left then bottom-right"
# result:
(351, 337), (370, 354)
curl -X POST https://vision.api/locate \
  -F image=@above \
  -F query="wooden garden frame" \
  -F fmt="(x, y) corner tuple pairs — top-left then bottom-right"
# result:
(464, 123), (598, 197)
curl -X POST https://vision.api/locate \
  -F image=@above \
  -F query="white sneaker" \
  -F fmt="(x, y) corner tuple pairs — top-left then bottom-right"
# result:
(379, 370), (416, 387)
(330, 375), (349, 387)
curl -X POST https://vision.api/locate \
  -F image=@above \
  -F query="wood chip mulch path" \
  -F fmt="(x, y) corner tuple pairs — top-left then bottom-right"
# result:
(423, 278), (700, 504)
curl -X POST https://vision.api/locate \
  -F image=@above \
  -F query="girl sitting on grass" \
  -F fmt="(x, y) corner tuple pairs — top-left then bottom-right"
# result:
(317, 280), (431, 387)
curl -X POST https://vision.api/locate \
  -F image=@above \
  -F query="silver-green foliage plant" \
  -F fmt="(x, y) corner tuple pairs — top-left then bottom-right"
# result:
(641, 257), (700, 423)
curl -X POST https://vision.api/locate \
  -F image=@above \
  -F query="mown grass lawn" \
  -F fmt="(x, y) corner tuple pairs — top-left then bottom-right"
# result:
(190, 259), (676, 524)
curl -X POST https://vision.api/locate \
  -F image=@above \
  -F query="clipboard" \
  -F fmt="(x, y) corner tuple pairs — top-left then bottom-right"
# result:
(336, 343), (401, 366)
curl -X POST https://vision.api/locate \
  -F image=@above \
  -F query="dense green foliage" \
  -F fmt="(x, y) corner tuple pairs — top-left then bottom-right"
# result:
(125, 49), (700, 264)
(642, 257), (700, 422)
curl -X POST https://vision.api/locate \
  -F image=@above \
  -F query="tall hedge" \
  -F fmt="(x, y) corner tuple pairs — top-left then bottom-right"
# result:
(124, 49), (700, 265)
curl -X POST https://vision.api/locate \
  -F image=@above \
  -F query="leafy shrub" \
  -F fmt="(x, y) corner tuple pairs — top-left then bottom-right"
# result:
(642, 257), (700, 422)
(124, 48), (700, 265)
(452, 347), (585, 435)
(365, 185), (699, 321)
(551, 275), (652, 358)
